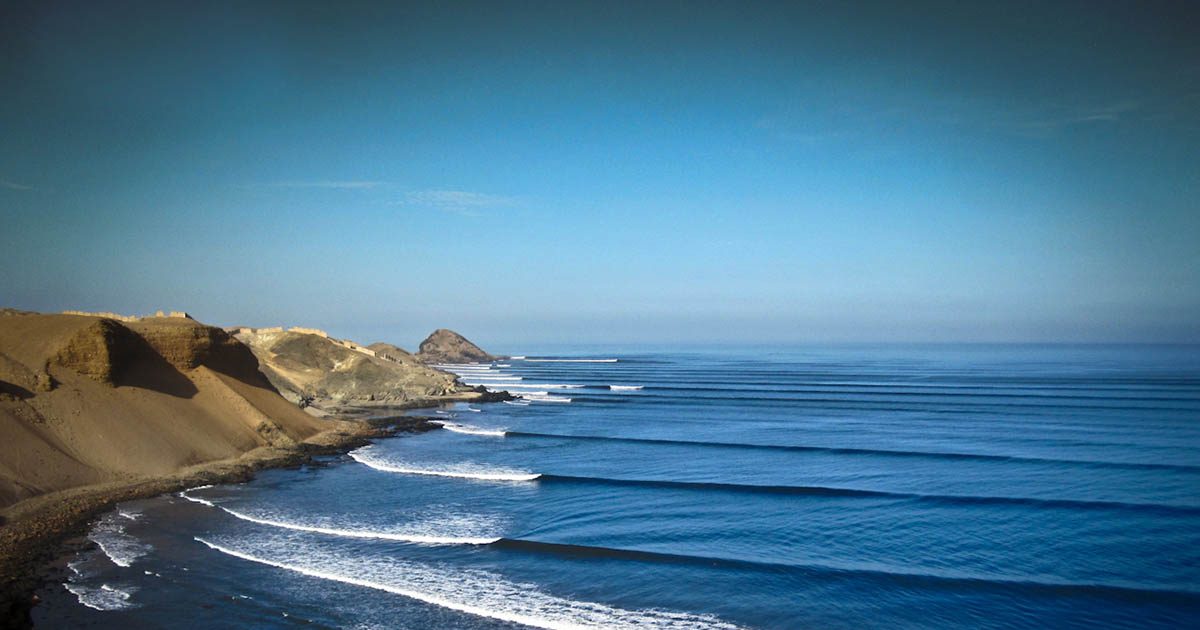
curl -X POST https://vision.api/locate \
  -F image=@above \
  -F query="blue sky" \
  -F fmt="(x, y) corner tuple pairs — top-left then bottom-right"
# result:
(1, 1), (1197, 346)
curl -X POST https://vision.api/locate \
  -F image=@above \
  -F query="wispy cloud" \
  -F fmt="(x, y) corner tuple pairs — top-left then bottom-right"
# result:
(269, 180), (389, 189)
(999, 100), (1143, 136)
(396, 189), (517, 216)
(0, 178), (33, 191)
(757, 88), (1152, 146)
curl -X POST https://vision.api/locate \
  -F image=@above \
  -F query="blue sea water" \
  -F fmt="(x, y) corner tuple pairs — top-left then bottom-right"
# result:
(41, 345), (1200, 628)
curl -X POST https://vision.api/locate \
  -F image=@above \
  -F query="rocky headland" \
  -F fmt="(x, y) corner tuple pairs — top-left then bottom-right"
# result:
(230, 327), (508, 416)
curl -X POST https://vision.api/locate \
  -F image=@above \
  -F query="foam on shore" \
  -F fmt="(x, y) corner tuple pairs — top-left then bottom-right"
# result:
(64, 583), (139, 611)
(88, 512), (151, 568)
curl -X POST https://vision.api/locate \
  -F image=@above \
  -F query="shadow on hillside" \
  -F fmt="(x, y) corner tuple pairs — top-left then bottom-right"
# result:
(0, 380), (34, 400)
(115, 335), (200, 399)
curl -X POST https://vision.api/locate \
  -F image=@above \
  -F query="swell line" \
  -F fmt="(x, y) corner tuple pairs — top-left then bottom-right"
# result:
(537, 475), (1200, 515)
(505, 431), (1200, 473)
(491, 539), (1200, 603)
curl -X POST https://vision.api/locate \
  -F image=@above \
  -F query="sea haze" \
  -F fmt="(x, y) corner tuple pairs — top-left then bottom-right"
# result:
(40, 344), (1200, 628)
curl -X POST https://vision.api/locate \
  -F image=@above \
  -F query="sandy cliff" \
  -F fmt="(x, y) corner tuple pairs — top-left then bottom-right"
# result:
(0, 312), (325, 509)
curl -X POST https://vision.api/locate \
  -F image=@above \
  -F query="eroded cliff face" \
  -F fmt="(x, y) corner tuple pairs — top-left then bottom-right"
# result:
(129, 319), (273, 387)
(0, 313), (324, 508)
(234, 330), (467, 404)
(415, 329), (498, 364)
(52, 319), (139, 385)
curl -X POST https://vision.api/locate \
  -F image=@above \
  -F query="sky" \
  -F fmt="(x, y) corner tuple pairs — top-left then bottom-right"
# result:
(1, 0), (1198, 347)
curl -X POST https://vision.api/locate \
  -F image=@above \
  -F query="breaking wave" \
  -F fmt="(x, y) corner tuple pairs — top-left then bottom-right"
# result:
(525, 358), (619, 363)
(434, 421), (507, 437)
(195, 535), (742, 629)
(350, 448), (540, 481)
(64, 583), (139, 611)
(88, 512), (151, 568)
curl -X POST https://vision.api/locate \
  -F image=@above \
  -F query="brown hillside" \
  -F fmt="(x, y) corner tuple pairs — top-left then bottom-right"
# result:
(0, 313), (324, 508)
(234, 330), (466, 405)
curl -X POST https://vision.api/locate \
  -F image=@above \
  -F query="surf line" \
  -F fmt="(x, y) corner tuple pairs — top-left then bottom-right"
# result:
(349, 450), (540, 481)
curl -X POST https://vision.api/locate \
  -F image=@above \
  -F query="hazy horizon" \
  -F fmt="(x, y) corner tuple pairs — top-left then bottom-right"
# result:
(2, 1), (1198, 345)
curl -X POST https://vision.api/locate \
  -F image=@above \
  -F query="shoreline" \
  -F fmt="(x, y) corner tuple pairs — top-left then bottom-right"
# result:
(0, 408), (451, 628)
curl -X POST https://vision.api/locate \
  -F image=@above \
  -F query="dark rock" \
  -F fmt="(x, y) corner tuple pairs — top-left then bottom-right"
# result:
(415, 329), (498, 364)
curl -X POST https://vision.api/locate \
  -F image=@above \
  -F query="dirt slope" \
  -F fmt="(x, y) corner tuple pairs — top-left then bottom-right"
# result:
(0, 313), (324, 508)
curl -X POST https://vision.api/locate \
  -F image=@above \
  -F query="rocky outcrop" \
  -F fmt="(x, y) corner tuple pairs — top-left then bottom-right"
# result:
(235, 329), (469, 405)
(416, 329), (497, 364)
(128, 318), (272, 387)
(52, 319), (138, 385)
(46, 316), (275, 391)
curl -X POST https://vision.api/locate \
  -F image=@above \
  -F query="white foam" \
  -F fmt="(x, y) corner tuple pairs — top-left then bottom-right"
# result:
(465, 407), (482, 413)
(117, 508), (142, 521)
(434, 421), (507, 437)
(350, 448), (539, 481)
(503, 400), (530, 406)
(88, 512), (151, 568)
(64, 583), (138, 611)
(435, 364), (491, 370)
(217, 508), (500, 545)
(178, 490), (216, 507)
(522, 395), (572, 403)
(494, 364), (511, 367)
(195, 536), (742, 629)
(510, 356), (526, 360)
(470, 383), (582, 389)
(609, 385), (644, 391)
(524, 359), (618, 363)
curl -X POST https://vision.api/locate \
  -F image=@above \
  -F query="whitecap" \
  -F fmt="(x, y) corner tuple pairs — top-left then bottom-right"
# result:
(609, 385), (644, 391)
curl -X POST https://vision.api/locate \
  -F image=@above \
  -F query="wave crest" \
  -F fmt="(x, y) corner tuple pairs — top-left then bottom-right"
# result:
(350, 448), (539, 481)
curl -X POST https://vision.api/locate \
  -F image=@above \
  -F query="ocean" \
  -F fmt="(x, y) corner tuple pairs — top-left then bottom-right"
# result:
(38, 344), (1200, 628)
